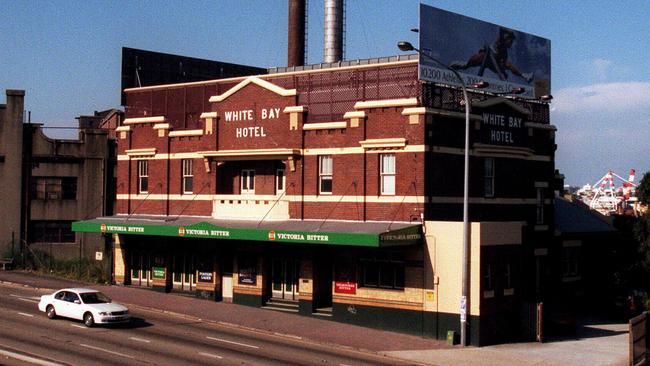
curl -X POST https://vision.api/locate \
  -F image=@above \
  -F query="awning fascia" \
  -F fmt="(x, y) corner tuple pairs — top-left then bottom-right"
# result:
(72, 220), (422, 247)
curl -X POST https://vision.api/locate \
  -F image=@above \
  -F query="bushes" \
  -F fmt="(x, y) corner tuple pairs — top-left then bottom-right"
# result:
(18, 248), (110, 284)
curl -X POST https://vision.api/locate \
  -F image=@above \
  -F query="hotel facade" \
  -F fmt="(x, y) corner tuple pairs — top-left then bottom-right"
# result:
(74, 57), (557, 345)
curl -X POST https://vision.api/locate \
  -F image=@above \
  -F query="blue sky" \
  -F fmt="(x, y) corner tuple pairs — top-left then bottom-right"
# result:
(1, 0), (648, 186)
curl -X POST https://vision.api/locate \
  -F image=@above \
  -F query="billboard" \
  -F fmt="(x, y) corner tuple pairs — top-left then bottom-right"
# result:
(419, 5), (551, 98)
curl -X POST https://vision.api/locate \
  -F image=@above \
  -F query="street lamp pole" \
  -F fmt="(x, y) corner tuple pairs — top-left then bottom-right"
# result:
(397, 41), (487, 346)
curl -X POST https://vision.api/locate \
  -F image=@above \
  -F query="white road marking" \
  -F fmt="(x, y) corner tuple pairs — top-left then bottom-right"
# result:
(10, 294), (40, 303)
(206, 336), (259, 349)
(18, 312), (34, 317)
(129, 337), (151, 343)
(199, 352), (223, 359)
(79, 343), (135, 359)
(0, 347), (66, 366)
(70, 324), (88, 329)
(17, 297), (39, 303)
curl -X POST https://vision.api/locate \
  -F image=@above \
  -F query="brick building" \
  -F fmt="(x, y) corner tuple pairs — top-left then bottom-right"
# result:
(74, 56), (557, 345)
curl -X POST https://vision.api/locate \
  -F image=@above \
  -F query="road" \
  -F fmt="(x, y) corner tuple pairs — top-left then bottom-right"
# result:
(0, 284), (419, 366)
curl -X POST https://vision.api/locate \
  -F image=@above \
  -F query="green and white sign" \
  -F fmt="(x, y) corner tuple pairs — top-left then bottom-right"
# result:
(152, 266), (166, 279)
(73, 220), (423, 247)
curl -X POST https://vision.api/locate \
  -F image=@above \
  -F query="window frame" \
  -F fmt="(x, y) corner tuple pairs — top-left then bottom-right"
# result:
(276, 168), (285, 194)
(182, 159), (193, 194)
(241, 169), (255, 194)
(29, 220), (75, 243)
(138, 160), (149, 194)
(380, 154), (396, 196)
(318, 155), (333, 195)
(484, 158), (495, 198)
(536, 188), (545, 224)
(359, 256), (405, 290)
(32, 177), (77, 200)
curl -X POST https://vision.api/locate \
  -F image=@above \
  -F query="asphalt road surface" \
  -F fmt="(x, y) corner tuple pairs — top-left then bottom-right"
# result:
(0, 283), (419, 366)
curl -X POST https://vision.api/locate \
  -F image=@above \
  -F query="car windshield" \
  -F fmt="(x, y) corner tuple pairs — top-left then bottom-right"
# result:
(79, 292), (111, 304)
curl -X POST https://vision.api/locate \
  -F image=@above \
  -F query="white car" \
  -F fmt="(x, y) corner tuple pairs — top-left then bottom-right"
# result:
(38, 288), (130, 327)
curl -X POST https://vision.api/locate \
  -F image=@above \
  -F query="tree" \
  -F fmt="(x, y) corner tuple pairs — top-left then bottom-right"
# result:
(637, 171), (650, 206)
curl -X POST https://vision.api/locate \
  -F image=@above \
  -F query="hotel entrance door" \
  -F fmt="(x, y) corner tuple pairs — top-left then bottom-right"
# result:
(271, 258), (298, 300)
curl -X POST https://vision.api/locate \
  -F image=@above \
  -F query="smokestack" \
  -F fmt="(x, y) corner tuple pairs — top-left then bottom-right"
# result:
(287, 0), (306, 67)
(323, 0), (343, 63)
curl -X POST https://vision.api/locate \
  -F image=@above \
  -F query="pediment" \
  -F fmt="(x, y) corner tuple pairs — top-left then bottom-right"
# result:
(208, 76), (297, 103)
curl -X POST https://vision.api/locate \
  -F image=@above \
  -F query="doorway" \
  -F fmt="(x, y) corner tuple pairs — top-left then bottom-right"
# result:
(172, 254), (195, 291)
(271, 258), (299, 300)
(130, 251), (152, 287)
(313, 258), (333, 309)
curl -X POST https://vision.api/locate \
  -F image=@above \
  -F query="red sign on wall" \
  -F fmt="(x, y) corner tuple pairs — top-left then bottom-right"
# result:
(335, 281), (356, 294)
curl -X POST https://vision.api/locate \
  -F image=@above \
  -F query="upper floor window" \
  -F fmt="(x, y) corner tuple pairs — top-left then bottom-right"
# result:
(182, 159), (193, 194)
(380, 154), (396, 195)
(32, 177), (77, 200)
(484, 158), (495, 197)
(562, 245), (580, 278)
(536, 188), (545, 224)
(319, 155), (333, 194)
(241, 169), (255, 194)
(276, 169), (285, 194)
(138, 160), (149, 194)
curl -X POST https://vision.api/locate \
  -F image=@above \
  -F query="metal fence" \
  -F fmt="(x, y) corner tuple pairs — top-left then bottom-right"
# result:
(630, 311), (648, 366)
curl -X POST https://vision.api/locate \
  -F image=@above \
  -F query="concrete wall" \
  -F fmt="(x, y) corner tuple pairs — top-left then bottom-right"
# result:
(0, 90), (24, 257)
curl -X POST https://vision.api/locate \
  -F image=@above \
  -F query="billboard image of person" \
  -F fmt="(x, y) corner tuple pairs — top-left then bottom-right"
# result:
(418, 5), (551, 98)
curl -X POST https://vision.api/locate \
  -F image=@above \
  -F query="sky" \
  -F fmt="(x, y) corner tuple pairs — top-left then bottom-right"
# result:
(1, 0), (648, 186)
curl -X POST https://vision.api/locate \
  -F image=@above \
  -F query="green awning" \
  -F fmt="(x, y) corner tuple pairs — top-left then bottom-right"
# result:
(72, 215), (422, 247)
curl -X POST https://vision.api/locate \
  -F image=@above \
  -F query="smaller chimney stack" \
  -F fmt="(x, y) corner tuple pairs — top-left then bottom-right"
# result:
(287, 0), (306, 67)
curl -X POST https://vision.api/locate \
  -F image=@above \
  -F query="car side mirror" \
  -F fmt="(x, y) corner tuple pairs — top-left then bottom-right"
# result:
(74, 300), (81, 304)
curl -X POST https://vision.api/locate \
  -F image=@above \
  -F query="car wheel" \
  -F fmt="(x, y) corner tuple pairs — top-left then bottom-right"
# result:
(46, 305), (57, 319)
(83, 312), (95, 327)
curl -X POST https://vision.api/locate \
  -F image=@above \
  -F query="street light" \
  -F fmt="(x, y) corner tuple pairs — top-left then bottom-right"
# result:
(398, 40), (487, 347)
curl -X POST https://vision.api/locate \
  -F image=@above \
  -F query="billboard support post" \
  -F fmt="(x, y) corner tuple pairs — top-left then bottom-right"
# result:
(398, 41), (487, 347)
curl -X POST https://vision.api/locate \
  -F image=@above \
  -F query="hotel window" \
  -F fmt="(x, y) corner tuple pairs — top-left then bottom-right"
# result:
(276, 169), (285, 194)
(536, 188), (545, 224)
(32, 177), (77, 200)
(360, 256), (405, 290)
(182, 159), (193, 194)
(241, 169), (255, 194)
(138, 160), (149, 194)
(484, 158), (495, 197)
(318, 155), (333, 194)
(380, 154), (396, 195)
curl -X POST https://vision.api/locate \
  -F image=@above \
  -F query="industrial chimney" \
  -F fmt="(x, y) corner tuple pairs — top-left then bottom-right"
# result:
(323, 0), (344, 63)
(287, 0), (306, 67)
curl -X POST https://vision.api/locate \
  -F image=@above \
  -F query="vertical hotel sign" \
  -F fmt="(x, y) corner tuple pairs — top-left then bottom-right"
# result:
(418, 4), (551, 98)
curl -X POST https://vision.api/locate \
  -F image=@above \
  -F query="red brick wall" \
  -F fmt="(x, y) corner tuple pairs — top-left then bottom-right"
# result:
(119, 72), (426, 222)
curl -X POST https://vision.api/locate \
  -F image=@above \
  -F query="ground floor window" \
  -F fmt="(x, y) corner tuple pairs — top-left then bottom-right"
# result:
(360, 255), (404, 290)
(29, 221), (75, 243)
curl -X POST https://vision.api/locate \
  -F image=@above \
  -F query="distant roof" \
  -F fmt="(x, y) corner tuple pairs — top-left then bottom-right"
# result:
(555, 198), (616, 234)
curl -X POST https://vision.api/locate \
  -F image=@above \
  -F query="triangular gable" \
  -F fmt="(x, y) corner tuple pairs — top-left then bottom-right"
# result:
(208, 76), (297, 103)
(472, 96), (530, 115)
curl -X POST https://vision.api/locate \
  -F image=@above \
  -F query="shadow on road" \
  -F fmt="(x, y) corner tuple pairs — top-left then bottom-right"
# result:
(104, 317), (153, 329)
